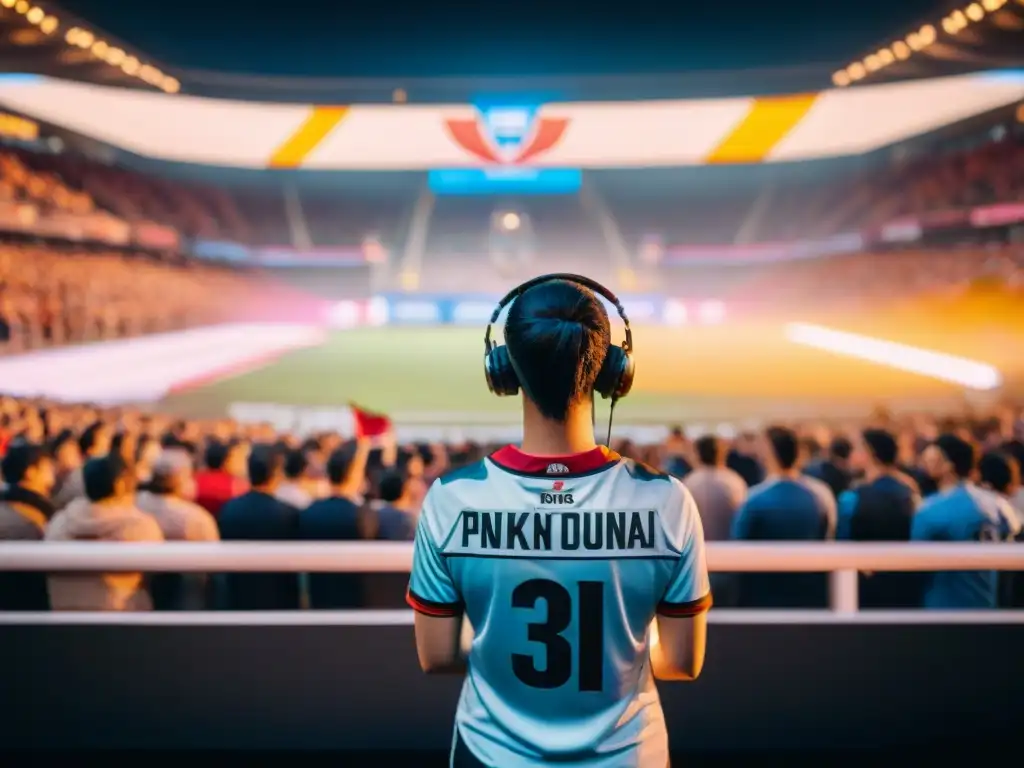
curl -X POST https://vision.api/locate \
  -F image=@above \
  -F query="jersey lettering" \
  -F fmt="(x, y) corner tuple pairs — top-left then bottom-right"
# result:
(455, 509), (657, 556)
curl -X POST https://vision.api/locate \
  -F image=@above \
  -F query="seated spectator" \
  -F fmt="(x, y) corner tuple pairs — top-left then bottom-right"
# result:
(0, 441), (56, 610)
(45, 453), (164, 611)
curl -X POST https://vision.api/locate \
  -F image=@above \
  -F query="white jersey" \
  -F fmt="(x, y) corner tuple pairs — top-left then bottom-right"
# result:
(407, 445), (711, 767)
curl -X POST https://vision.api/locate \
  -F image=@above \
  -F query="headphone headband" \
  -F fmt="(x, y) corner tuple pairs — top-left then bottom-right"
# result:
(483, 273), (633, 355)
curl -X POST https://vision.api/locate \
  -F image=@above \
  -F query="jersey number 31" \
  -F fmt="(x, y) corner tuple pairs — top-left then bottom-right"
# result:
(511, 579), (604, 692)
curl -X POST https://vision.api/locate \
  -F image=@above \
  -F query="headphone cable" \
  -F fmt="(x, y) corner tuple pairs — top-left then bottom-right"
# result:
(606, 396), (618, 447)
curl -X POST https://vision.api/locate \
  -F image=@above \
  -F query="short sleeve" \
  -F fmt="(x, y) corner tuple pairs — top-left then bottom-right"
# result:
(658, 481), (713, 618)
(406, 484), (463, 617)
(836, 490), (857, 541)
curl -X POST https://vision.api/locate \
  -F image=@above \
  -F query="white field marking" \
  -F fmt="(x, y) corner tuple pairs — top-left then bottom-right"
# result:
(0, 323), (325, 402)
(784, 322), (1002, 391)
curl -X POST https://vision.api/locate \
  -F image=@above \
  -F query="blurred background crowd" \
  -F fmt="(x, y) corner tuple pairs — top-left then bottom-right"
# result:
(1, 394), (1022, 613)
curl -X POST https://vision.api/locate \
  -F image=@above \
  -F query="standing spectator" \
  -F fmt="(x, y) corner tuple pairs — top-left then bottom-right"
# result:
(53, 420), (111, 510)
(727, 431), (766, 488)
(194, 438), (248, 518)
(1000, 439), (1024, 522)
(48, 429), (82, 504)
(0, 441), (56, 610)
(977, 450), (1024, 607)
(375, 468), (419, 542)
(837, 429), (922, 608)
(912, 434), (1021, 609)
(218, 444), (300, 610)
(45, 453), (164, 611)
(683, 434), (747, 607)
(804, 436), (854, 500)
(136, 449), (219, 609)
(731, 427), (837, 608)
(299, 440), (372, 608)
(137, 449), (219, 543)
(275, 447), (317, 510)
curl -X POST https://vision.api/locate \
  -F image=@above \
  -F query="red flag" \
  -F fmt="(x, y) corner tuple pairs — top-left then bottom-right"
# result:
(349, 402), (391, 438)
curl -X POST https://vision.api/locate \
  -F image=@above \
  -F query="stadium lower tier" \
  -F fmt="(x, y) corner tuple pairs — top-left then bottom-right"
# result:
(2, 614), (1020, 752)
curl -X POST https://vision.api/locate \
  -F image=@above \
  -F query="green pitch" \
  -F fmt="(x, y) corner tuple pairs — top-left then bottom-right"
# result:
(156, 323), (988, 427)
(158, 327), (740, 425)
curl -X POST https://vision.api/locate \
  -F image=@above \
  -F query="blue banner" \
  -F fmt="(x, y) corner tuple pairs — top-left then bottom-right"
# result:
(429, 168), (582, 195)
(378, 294), (668, 326)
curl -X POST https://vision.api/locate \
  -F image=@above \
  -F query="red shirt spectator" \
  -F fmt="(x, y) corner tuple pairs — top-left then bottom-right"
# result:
(194, 439), (248, 517)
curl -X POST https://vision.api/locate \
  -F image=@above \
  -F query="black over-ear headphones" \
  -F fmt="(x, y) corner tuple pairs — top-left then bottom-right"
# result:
(483, 273), (635, 401)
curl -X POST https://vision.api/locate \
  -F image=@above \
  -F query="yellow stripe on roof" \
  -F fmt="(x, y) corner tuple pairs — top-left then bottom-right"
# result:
(267, 106), (348, 169)
(705, 94), (818, 164)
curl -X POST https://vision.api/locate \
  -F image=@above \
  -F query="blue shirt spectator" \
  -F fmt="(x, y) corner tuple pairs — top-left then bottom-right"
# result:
(912, 434), (1021, 609)
(732, 426), (837, 607)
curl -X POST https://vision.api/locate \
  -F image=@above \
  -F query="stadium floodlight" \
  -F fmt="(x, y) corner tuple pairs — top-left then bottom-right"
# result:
(784, 323), (1003, 391)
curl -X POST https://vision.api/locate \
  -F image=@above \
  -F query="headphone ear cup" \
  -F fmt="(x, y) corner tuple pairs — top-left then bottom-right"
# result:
(485, 346), (520, 396)
(595, 345), (635, 400)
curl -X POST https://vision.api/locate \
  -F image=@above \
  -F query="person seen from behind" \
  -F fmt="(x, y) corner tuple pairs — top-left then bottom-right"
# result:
(407, 276), (710, 768)
(45, 453), (164, 611)
(912, 434), (1021, 609)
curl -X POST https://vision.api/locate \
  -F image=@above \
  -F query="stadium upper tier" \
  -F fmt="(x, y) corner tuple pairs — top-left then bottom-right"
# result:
(0, 72), (1022, 169)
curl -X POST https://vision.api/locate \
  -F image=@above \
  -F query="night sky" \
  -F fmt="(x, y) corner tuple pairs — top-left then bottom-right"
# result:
(55, 0), (942, 79)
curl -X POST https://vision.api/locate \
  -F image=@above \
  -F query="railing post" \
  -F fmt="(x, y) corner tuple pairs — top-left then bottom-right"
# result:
(830, 569), (858, 614)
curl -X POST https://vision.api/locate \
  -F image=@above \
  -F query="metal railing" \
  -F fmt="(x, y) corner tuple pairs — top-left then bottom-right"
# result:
(2, 541), (1023, 615)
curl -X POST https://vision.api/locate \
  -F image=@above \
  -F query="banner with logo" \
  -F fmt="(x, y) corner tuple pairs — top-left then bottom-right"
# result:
(0, 72), (1021, 169)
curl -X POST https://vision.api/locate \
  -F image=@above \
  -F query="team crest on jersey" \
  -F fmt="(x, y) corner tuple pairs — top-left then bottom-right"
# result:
(546, 463), (570, 474)
(443, 105), (570, 165)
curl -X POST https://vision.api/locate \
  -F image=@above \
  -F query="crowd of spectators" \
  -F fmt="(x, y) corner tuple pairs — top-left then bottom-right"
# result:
(0, 244), (279, 351)
(0, 395), (1021, 613)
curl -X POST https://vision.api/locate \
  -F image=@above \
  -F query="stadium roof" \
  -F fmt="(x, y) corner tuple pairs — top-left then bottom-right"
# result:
(11, 0), (944, 102)
(2, 1), (1021, 103)
(833, 0), (1024, 87)
(0, 1), (178, 93)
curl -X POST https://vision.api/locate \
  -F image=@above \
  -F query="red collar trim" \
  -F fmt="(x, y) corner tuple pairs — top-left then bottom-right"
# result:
(489, 445), (620, 476)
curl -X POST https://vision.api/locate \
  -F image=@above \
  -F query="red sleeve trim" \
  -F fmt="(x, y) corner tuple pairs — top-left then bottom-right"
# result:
(657, 592), (713, 618)
(406, 588), (463, 618)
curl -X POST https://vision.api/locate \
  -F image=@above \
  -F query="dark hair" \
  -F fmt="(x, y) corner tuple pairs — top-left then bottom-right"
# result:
(284, 448), (308, 480)
(1001, 439), (1024, 474)
(829, 436), (852, 461)
(247, 443), (284, 487)
(979, 451), (1018, 495)
(1, 440), (49, 485)
(694, 435), (721, 466)
(378, 469), (407, 503)
(48, 428), (77, 457)
(503, 279), (611, 421)
(934, 433), (976, 479)
(862, 428), (898, 467)
(82, 453), (132, 502)
(326, 443), (357, 486)
(78, 421), (105, 455)
(766, 426), (800, 471)
(204, 439), (229, 470)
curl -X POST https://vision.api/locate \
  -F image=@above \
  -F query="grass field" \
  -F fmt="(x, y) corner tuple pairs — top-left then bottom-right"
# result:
(158, 291), (1024, 428)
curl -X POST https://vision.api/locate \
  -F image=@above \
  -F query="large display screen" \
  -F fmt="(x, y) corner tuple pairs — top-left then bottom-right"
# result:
(428, 167), (582, 195)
